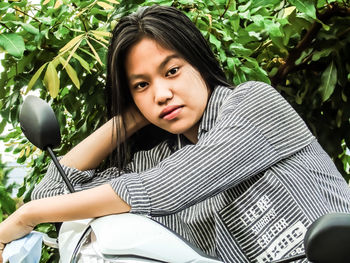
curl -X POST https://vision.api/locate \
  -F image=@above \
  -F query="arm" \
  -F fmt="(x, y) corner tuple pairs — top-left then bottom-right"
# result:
(30, 105), (148, 200)
(109, 82), (315, 215)
(0, 184), (130, 260)
(60, 105), (148, 171)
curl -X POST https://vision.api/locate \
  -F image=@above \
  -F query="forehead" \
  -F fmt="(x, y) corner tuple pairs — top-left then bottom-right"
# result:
(125, 38), (178, 73)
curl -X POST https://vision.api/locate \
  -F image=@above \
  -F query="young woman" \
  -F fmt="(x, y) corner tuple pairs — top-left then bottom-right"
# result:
(1, 5), (350, 263)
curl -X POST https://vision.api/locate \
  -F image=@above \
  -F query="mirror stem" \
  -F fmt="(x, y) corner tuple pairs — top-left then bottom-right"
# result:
(47, 146), (75, 193)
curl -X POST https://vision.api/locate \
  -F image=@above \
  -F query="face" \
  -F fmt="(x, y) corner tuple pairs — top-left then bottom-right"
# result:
(125, 38), (211, 143)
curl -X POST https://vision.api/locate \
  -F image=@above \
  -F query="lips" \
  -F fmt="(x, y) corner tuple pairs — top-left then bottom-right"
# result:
(159, 105), (183, 119)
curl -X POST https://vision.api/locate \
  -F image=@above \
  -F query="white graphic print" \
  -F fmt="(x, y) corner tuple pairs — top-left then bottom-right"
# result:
(251, 208), (277, 234)
(257, 218), (289, 249)
(240, 195), (272, 226)
(256, 221), (307, 262)
(221, 174), (311, 262)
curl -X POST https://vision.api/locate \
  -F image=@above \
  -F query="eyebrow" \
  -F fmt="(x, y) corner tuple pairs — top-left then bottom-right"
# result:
(128, 54), (180, 82)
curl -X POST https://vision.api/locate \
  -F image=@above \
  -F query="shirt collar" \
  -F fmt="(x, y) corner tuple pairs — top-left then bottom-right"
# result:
(198, 86), (232, 135)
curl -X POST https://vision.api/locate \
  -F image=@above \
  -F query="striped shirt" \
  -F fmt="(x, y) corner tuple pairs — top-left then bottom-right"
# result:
(32, 81), (350, 262)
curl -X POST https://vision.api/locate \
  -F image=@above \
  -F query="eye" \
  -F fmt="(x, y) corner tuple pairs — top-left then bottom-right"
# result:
(166, 67), (179, 77)
(134, 82), (149, 90)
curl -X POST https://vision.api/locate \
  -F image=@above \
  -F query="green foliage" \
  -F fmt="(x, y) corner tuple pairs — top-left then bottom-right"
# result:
(0, 33), (25, 58)
(0, 0), (350, 261)
(0, 155), (16, 222)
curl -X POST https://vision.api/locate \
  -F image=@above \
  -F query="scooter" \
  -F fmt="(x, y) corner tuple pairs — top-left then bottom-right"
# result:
(19, 95), (223, 263)
(19, 95), (350, 263)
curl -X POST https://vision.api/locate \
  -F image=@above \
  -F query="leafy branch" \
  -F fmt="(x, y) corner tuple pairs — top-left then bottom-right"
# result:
(12, 6), (41, 23)
(271, 2), (350, 86)
(0, 22), (13, 32)
(219, 0), (231, 20)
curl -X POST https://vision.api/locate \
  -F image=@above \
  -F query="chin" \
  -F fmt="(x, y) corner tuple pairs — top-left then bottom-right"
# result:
(167, 125), (195, 136)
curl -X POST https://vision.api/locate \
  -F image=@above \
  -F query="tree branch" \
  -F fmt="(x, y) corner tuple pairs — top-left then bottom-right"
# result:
(12, 7), (41, 23)
(220, 0), (231, 20)
(271, 2), (350, 86)
(0, 22), (13, 32)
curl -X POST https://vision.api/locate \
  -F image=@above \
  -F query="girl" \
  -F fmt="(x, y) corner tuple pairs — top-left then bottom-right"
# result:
(1, 5), (350, 263)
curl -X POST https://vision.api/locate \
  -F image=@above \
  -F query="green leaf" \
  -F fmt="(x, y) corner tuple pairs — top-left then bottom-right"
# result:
(229, 12), (240, 32)
(295, 49), (313, 65)
(264, 20), (283, 38)
(251, 0), (281, 9)
(26, 63), (48, 94)
(0, 119), (7, 134)
(238, 1), (252, 12)
(36, 223), (54, 233)
(287, 0), (316, 19)
(227, 57), (247, 84)
(319, 60), (337, 102)
(209, 34), (221, 50)
(282, 6), (296, 18)
(96, 1), (113, 9)
(0, 186), (16, 215)
(44, 62), (60, 98)
(219, 49), (227, 64)
(59, 34), (84, 54)
(245, 58), (271, 84)
(17, 184), (26, 198)
(59, 57), (80, 89)
(72, 52), (91, 73)
(86, 39), (103, 65)
(312, 49), (333, 61)
(0, 33), (25, 58)
(233, 68), (247, 85)
(10, 21), (40, 35)
(227, 57), (239, 72)
(229, 43), (253, 56)
(22, 23), (40, 35)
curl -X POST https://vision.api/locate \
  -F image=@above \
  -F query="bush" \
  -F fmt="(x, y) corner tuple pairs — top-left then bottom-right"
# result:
(0, 0), (349, 261)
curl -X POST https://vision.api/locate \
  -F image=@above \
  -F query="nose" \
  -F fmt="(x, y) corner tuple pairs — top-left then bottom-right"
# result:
(154, 80), (173, 105)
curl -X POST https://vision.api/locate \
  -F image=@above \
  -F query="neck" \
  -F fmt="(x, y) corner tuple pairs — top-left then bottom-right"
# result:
(182, 123), (199, 144)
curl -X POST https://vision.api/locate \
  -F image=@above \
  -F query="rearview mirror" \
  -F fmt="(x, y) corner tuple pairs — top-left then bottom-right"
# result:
(19, 95), (74, 193)
(19, 95), (61, 150)
(304, 213), (350, 263)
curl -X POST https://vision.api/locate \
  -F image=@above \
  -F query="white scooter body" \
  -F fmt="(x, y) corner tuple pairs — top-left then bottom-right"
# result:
(54, 213), (223, 263)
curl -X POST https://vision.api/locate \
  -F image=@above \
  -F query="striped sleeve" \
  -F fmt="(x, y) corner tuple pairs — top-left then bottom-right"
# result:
(31, 139), (172, 201)
(31, 159), (94, 199)
(109, 81), (315, 216)
(31, 160), (126, 200)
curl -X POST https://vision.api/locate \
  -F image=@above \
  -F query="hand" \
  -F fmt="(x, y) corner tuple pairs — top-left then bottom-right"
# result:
(59, 103), (149, 171)
(123, 103), (150, 131)
(0, 206), (35, 263)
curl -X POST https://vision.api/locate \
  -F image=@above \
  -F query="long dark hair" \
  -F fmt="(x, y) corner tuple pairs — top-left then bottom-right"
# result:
(106, 5), (229, 170)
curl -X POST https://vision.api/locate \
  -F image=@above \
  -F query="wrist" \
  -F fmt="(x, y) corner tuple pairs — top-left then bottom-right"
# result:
(0, 203), (35, 244)
(17, 202), (38, 228)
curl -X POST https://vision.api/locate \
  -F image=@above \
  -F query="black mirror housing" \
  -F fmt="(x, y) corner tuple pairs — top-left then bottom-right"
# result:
(19, 95), (61, 150)
(304, 213), (350, 263)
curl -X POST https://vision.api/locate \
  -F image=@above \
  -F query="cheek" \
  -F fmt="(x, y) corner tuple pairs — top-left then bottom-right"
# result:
(133, 97), (144, 111)
(185, 72), (210, 107)
(133, 95), (153, 119)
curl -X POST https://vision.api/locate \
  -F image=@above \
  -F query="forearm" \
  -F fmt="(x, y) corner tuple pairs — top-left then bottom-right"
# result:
(61, 111), (147, 170)
(60, 118), (117, 170)
(0, 184), (129, 245)
(27, 184), (130, 225)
